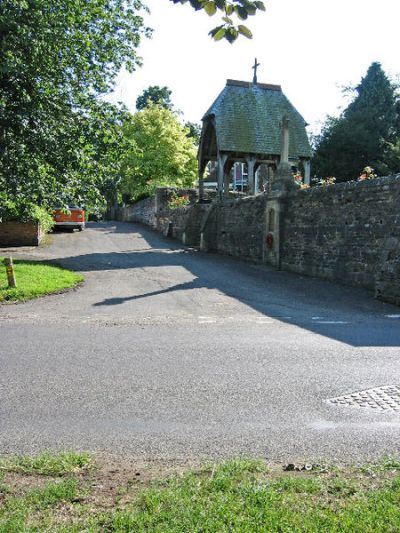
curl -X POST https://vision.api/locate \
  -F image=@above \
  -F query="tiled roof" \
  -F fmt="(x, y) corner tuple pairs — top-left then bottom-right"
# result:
(203, 80), (312, 159)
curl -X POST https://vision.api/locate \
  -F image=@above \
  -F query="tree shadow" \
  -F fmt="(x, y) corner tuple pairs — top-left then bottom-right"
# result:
(54, 222), (400, 348)
(93, 279), (203, 306)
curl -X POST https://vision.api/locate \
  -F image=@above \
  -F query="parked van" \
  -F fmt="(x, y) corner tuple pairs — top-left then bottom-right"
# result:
(52, 206), (85, 231)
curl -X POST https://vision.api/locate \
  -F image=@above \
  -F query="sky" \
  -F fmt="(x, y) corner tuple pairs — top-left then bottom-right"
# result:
(108, 0), (400, 134)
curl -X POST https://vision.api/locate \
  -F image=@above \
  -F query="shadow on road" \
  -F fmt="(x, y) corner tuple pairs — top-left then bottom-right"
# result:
(55, 222), (400, 348)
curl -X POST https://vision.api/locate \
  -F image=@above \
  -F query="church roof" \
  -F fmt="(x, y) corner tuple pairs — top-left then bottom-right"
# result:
(202, 79), (312, 159)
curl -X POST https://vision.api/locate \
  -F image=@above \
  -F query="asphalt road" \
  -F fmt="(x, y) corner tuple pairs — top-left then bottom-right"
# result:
(1, 221), (400, 463)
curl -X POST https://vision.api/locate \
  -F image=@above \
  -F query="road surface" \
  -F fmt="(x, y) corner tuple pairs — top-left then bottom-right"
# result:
(1, 222), (400, 463)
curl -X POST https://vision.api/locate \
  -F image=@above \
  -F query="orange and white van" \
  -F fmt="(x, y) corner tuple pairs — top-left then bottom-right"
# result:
(52, 206), (85, 231)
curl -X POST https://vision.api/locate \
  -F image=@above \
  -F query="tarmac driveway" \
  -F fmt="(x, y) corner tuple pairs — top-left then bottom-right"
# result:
(1, 221), (400, 462)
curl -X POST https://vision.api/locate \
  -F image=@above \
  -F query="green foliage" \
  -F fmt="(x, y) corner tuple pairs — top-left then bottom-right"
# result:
(2, 456), (400, 531)
(0, 479), (79, 531)
(318, 176), (336, 186)
(0, 451), (92, 477)
(0, 200), (54, 233)
(168, 192), (190, 209)
(97, 459), (400, 532)
(185, 121), (202, 145)
(30, 207), (54, 234)
(170, 0), (265, 42)
(312, 63), (400, 181)
(121, 104), (198, 202)
(0, 258), (83, 302)
(0, 0), (149, 219)
(136, 86), (174, 111)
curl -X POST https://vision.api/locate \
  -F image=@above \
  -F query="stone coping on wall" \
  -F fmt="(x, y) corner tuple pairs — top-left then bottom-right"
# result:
(288, 174), (400, 198)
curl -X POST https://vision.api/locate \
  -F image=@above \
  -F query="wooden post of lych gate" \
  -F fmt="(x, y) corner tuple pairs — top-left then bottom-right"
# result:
(4, 257), (17, 288)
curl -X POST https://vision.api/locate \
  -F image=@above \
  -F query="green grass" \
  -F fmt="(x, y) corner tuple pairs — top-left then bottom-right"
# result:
(0, 479), (80, 532)
(0, 451), (92, 476)
(1, 455), (400, 532)
(100, 461), (400, 532)
(0, 257), (83, 302)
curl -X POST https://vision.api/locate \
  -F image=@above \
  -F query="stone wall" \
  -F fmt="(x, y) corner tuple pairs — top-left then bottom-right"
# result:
(0, 222), (44, 246)
(107, 197), (156, 228)
(154, 188), (199, 240)
(201, 195), (267, 262)
(111, 188), (204, 242)
(183, 204), (210, 247)
(281, 176), (400, 300)
(121, 197), (156, 228)
(155, 187), (198, 217)
(375, 236), (400, 306)
(108, 177), (400, 306)
(199, 174), (400, 305)
(157, 206), (189, 240)
(157, 201), (210, 245)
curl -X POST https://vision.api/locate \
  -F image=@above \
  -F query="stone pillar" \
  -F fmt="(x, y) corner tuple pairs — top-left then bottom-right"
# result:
(264, 115), (297, 267)
(246, 156), (257, 195)
(304, 160), (311, 186)
(224, 168), (231, 197)
(254, 167), (259, 194)
(267, 166), (275, 193)
(264, 162), (293, 268)
(198, 166), (205, 201)
(281, 115), (290, 164)
(217, 153), (228, 199)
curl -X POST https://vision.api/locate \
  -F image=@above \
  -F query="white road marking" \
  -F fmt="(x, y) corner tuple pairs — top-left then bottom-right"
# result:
(195, 316), (352, 326)
(198, 316), (217, 323)
(255, 317), (274, 324)
(315, 321), (349, 325)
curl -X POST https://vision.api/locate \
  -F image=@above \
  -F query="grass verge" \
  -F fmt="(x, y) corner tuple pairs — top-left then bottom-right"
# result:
(0, 257), (83, 302)
(1, 453), (400, 532)
(0, 451), (92, 477)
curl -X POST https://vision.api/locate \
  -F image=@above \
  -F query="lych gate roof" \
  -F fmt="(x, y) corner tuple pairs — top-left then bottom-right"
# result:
(202, 80), (312, 159)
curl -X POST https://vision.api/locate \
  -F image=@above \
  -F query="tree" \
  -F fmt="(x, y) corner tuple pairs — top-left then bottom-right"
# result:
(185, 121), (202, 145)
(312, 63), (400, 181)
(0, 0), (149, 219)
(170, 0), (265, 42)
(121, 104), (198, 201)
(136, 86), (173, 111)
(0, 0), (264, 222)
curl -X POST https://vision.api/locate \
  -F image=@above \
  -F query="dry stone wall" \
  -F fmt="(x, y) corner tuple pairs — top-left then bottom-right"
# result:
(281, 175), (400, 304)
(109, 197), (156, 228)
(127, 197), (156, 227)
(201, 195), (267, 261)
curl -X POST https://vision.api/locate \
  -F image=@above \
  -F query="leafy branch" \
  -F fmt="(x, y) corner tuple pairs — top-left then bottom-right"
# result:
(170, 0), (266, 43)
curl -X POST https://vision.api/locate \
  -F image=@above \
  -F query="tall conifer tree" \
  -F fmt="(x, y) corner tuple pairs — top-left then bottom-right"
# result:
(313, 62), (400, 181)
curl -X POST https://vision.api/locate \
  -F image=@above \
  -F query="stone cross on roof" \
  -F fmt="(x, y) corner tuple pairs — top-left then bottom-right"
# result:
(252, 58), (260, 84)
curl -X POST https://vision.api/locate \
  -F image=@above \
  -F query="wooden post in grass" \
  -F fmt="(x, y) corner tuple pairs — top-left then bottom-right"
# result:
(4, 257), (17, 288)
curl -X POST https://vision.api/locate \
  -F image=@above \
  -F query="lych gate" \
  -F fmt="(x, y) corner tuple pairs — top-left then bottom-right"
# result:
(198, 69), (312, 198)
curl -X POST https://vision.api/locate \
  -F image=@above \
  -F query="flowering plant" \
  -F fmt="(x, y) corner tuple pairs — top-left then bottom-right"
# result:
(293, 172), (310, 189)
(358, 166), (377, 181)
(168, 192), (190, 209)
(293, 172), (303, 184)
(318, 176), (336, 186)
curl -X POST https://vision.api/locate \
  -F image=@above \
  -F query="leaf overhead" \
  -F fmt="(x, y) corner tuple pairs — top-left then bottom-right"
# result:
(210, 26), (226, 40)
(170, 0), (266, 42)
(203, 1), (217, 15)
(238, 25), (253, 38)
(235, 6), (249, 19)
